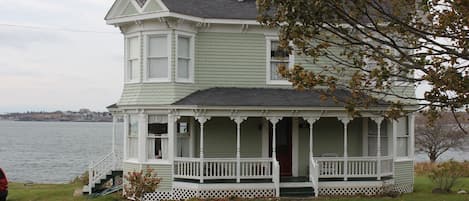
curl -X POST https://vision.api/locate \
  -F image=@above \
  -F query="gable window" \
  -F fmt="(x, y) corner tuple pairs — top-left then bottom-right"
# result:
(145, 33), (171, 82)
(126, 36), (140, 83)
(176, 33), (194, 82)
(266, 38), (294, 84)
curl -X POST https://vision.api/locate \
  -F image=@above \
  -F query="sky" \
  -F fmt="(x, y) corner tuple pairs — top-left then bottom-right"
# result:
(0, 0), (122, 113)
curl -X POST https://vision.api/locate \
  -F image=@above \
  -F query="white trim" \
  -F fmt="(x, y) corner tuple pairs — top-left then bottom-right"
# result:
(175, 31), (195, 83)
(291, 117), (299, 177)
(154, 0), (169, 11)
(129, 0), (144, 13)
(394, 158), (414, 162)
(265, 36), (294, 85)
(145, 159), (171, 165)
(106, 11), (260, 25)
(143, 31), (172, 83)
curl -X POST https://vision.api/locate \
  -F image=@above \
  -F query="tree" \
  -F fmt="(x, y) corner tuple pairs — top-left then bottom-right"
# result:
(256, 0), (469, 130)
(415, 113), (466, 162)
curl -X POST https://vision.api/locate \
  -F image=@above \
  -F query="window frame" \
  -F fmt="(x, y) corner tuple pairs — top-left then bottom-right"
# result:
(266, 37), (294, 85)
(126, 114), (139, 160)
(175, 31), (195, 83)
(143, 31), (172, 83)
(146, 115), (170, 163)
(396, 116), (411, 159)
(125, 34), (141, 83)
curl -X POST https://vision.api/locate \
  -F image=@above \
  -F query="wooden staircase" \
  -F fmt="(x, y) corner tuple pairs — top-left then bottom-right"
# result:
(279, 177), (316, 197)
(83, 152), (122, 194)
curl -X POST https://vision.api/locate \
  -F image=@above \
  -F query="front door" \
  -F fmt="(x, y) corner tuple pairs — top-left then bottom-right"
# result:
(269, 117), (292, 176)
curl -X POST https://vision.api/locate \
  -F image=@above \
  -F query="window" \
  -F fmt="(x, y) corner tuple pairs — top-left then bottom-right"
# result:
(126, 37), (140, 82)
(367, 119), (388, 156)
(127, 115), (138, 159)
(145, 34), (170, 81)
(176, 34), (194, 82)
(396, 116), (410, 157)
(147, 115), (168, 160)
(267, 38), (294, 84)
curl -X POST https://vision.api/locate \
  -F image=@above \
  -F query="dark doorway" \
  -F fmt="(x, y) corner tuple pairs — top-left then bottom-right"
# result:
(269, 117), (292, 176)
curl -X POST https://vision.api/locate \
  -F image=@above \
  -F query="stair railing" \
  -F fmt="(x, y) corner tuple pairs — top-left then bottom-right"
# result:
(310, 158), (319, 197)
(88, 152), (120, 193)
(272, 159), (280, 197)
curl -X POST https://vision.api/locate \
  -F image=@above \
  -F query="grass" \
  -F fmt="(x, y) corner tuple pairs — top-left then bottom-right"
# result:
(6, 177), (469, 201)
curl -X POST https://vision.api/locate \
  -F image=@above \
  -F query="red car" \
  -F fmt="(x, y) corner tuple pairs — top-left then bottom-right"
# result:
(0, 168), (7, 201)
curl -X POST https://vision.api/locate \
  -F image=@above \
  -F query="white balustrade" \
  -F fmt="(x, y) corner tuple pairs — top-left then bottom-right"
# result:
(174, 157), (273, 181)
(316, 156), (393, 179)
(88, 152), (121, 193)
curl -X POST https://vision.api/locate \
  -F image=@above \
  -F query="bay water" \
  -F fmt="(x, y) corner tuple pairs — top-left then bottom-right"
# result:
(0, 121), (122, 184)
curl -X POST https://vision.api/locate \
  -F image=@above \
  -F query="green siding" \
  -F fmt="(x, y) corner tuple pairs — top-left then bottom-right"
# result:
(298, 118), (363, 176)
(394, 160), (414, 185)
(194, 117), (263, 158)
(117, 30), (415, 107)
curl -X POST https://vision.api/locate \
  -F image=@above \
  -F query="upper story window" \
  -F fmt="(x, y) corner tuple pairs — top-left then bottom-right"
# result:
(396, 116), (410, 157)
(145, 33), (171, 82)
(176, 33), (195, 82)
(266, 37), (294, 84)
(126, 37), (140, 83)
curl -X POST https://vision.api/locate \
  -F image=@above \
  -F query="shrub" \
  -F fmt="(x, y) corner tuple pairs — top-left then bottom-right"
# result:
(123, 166), (161, 201)
(428, 160), (465, 193)
(415, 162), (437, 176)
(71, 171), (89, 185)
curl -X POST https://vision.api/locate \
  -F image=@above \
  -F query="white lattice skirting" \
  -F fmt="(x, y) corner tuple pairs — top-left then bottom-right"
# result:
(142, 182), (413, 200)
(143, 183), (276, 201)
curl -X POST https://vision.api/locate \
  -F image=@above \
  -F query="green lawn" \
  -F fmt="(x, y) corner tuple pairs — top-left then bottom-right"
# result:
(6, 177), (469, 201)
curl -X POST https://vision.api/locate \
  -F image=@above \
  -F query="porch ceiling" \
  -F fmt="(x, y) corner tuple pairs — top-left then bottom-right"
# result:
(172, 87), (386, 108)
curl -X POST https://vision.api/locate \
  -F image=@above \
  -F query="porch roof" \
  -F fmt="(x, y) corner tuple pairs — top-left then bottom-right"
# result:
(172, 87), (374, 107)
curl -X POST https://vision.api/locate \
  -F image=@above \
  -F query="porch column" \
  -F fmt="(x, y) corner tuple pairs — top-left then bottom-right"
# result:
(372, 117), (383, 180)
(305, 117), (320, 161)
(196, 116), (210, 183)
(339, 117), (351, 181)
(123, 115), (129, 160)
(137, 113), (148, 163)
(267, 117), (282, 160)
(409, 114), (415, 158)
(231, 116), (247, 183)
(111, 115), (117, 154)
(168, 114), (177, 163)
(392, 120), (398, 161)
(189, 117), (196, 157)
(305, 117), (320, 182)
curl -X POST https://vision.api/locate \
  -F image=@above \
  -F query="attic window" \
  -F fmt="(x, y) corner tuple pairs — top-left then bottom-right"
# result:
(135, 0), (147, 7)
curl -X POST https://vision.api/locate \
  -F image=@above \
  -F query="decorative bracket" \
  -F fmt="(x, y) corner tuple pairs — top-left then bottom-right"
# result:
(266, 116), (283, 125)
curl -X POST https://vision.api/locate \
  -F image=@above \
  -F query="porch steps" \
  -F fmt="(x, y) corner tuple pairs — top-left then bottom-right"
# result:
(280, 186), (315, 197)
(83, 170), (123, 194)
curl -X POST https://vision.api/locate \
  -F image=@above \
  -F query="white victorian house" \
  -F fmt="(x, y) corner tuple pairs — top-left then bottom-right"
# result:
(87, 0), (416, 200)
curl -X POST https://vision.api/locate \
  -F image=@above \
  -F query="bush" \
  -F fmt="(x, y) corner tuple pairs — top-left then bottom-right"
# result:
(123, 166), (161, 201)
(71, 171), (89, 185)
(416, 161), (469, 177)
(429, 160), (465, 193)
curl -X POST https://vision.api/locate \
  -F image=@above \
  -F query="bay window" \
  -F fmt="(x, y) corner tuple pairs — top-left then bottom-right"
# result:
(147, 115), (169, 161)
(127, 115), (138, 159)
(176, 33), (194, 82)
(126, 37), (140, 82)
(145, 33), (170, 82)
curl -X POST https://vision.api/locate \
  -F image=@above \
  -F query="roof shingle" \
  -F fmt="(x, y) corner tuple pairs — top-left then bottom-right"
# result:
(161, 0), (258, 20)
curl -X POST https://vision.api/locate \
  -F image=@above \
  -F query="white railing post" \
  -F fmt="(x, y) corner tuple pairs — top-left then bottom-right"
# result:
(339, 117), (351, 181)
(196, 116), (210, 183)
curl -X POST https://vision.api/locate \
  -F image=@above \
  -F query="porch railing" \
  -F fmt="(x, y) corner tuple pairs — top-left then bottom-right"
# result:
(174, 157), (274, 181)
(316, 156), (393, 178)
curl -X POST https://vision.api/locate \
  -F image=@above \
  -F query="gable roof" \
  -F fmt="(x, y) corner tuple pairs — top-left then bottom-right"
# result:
(161, 0), (258, 20)
(173, 87), (356, 107)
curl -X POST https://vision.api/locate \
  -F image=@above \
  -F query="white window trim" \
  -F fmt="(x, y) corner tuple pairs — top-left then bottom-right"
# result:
(143, 31), (172, 83)
(146, 133), (170, 163)
(125, 34), (141, 84)
(395, 116), (412, 160)
(175, 31), (195, 83)
(266, 36), (294, 85)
